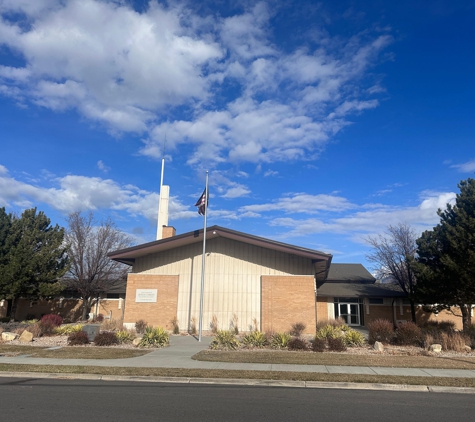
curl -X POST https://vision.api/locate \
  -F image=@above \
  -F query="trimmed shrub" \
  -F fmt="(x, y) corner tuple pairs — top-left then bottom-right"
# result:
(270, 332), (292, 349)
(290, 322), (306, 337)
(395, 322), (422, 346)
(94, 331), (119, 346)
(68, 331), (90, 346)
(241, 330), (267, 348)
(312, 337), (326, 352)
(40, 314), (63, 327)
(210, 330), (239, 351)
(116, 330), (135, 344)
(421, 320), (456, 334)
(328, 336), (347, 352)
(344, 329), (365, 347)
(367, 319), (394, 344)
(287, 337), (309, 351)
(138, 326), (169, 348)
(135, 319), (147, 334)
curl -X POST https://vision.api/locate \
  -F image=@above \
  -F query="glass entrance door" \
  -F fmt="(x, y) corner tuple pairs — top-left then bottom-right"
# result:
(338, 303), (360, 326)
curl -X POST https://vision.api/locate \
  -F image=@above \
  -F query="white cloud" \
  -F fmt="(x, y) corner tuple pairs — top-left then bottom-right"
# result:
(0, 165), (192, 222)
(264, 191), (456, 237)
(240, 193), (355, 215)
(0, 0), (223, 132)
(0, 0), (392, 167)
(97, 160), (110, 173)
(451, 159), (475, 173)
(222, 185), (251, 199)
(264, 170), (278, 177)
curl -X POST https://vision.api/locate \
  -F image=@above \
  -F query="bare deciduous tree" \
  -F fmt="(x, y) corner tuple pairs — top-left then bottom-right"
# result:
(366, 223), (418, 323)
(64, 211), (133, 320)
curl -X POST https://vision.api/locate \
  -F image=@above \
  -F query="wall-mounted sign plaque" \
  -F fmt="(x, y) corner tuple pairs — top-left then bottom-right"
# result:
(135, 289), (157, 303)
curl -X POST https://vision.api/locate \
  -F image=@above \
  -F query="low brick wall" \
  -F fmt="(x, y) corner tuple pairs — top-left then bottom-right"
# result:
(123, 274), (179, 330)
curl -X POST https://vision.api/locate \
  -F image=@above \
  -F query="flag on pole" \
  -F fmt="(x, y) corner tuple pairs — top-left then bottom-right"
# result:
(194, 189), (208, 216)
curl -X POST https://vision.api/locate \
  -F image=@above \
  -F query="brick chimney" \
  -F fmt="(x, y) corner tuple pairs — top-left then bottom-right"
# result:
(162, 226), (176, 239)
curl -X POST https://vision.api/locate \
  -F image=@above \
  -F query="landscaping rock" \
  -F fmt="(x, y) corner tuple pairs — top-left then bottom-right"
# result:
(132, 338), (142, 346)
(1, 332), (19, 341)
(19, 330), (34, 343)
(429, 344), (442, 353)
(373, 341), (384, 352)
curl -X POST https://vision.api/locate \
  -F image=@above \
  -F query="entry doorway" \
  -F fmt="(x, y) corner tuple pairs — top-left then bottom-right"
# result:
(333, 297), (363, 326)
(337, 303), (360, 326)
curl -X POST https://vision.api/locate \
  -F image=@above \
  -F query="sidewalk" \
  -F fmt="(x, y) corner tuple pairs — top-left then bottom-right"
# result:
(2, 336), (475, 379)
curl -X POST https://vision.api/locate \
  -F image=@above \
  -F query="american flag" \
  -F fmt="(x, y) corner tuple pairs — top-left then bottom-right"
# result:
(194, 189), (208, 216)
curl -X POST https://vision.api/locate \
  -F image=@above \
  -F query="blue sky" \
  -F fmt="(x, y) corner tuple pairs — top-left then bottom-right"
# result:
(1, 0), (474, 270)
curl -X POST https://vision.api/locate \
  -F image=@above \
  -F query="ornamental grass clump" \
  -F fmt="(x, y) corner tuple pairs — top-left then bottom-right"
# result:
(367, 319), (394, 344)
(270, 332), (292, 349)
(116, 330), (135, 344)
(289, 322), (306, 337)
(464, 324), (475, 349)
(55, 324), (84, 336)
(135, 319), (148, 334)
(94, 331), (119, 346)
(171, 317), (180, 335)
(343, 329), (365, 347)
(210, 330), (239, 350)
(138, 326), (169, 348)
(315, 325), (343, 341)
(241, 330), (267, 348)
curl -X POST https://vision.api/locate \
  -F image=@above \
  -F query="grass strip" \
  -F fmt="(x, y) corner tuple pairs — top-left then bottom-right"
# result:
(1, 363), (475, 388)
(193, 350), (475, 370)
(0, 345), (151, 359)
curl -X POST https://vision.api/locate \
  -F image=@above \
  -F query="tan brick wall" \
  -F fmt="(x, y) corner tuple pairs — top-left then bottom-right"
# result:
(261, 275), (316, 334)
(12, 298), (82, 322)
(95, 299), (125, 321)
(316, 296), (330, 325)
(123, 274), (179, 329)
(416, 307), (475, 330)
(365, 305), (395, 325)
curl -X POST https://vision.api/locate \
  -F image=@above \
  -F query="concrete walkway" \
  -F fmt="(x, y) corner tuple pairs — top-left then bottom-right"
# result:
(1, 336), (475, 379)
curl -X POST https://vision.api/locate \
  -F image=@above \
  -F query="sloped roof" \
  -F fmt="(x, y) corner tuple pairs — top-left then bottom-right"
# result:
(317, 281), (406, 298)
(318, 263), (405, 297)
(327, 263), (375, 283)
(108, 225), (332, 282)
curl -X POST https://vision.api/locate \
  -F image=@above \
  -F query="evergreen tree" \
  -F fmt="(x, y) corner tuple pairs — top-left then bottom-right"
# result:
(0, 208), (68, 320)
(414, 178), (475, 330)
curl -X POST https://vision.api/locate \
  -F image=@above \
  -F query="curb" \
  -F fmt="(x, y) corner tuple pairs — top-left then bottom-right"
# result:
(1, 371), (475, 394)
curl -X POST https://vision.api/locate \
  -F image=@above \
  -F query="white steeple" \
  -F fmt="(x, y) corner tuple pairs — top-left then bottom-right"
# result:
(156, 157), (170, 240)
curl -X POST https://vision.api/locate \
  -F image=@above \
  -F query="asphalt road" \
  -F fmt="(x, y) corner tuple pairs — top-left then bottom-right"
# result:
(1, 377), (474, 422)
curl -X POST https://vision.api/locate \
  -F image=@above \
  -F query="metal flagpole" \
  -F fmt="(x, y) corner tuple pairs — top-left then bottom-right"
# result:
(198, 171), (209, 342)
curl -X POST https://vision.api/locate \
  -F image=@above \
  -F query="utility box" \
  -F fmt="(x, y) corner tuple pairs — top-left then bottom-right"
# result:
(82, 324), (101, 342)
